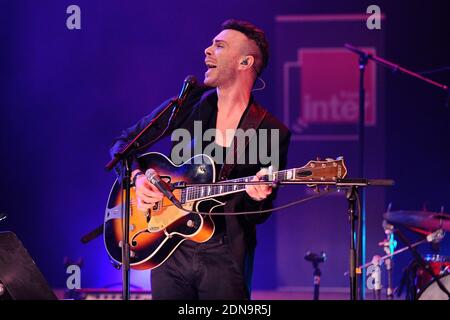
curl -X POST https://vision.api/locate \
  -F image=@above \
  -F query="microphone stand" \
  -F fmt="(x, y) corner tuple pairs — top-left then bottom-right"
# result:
(345, 229), (449, 299)
(367, 255), (382, 300)
(380, 221), (396, 299)
(288, 178), (394, 301)
(105, 96), (183, 300)
(346, 185), (359, 300)
(345, 44), (449, 93)
(304, 251), (326, 300)
(179, 178), (394, 300)
(344, 43), (449, 300)
(345, 229), (445, 275)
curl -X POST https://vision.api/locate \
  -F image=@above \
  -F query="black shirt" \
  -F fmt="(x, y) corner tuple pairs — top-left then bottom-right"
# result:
(205, 139), (228, 238)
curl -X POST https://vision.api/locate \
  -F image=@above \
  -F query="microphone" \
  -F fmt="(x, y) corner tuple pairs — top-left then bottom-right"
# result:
(177, 75), (198, 104)
(145, 169), (183, 209)
(304, 251), (326, 264)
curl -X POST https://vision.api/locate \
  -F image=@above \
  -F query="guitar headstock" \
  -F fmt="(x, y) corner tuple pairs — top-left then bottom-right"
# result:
(293, 157), (347, 188)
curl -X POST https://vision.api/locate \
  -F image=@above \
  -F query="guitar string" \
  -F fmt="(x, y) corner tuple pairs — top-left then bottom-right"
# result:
(124, 168), (341, 208)
(181, 168), (339, 202)
(178, 188), (338, 216)
(125, 187), (337, 214)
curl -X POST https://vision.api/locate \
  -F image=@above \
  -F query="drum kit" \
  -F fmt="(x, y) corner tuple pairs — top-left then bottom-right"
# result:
(362, 208), (450, 300)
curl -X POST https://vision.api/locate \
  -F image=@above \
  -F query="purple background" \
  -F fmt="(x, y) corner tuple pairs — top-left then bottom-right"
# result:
(1, 0), (449, 295)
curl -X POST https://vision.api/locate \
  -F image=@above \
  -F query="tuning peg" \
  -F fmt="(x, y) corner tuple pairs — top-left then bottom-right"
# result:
(336, 156), (343, 160)
(314, 186), (320, 193)
(316, 156), (321, 161)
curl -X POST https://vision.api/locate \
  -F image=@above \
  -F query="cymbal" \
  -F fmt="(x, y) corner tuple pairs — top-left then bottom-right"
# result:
(383, 210), (450, 232)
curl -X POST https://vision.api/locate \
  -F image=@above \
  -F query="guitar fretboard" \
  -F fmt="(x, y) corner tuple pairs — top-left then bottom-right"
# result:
(180, 169), (296, 203)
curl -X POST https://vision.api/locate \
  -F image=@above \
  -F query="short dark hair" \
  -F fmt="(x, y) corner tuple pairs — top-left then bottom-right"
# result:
(221, 19), (269, 76)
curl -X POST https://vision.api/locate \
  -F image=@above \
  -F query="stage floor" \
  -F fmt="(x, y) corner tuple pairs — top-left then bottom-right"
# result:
(54, 288), (401, 300)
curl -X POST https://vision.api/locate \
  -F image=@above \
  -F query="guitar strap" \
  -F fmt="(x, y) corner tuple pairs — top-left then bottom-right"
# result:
(218, 102), (267, 181)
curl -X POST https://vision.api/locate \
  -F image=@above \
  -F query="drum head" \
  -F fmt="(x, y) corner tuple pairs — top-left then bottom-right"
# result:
(418, 274), (450, 300)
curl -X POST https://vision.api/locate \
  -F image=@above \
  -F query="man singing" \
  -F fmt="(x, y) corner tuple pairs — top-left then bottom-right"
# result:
(110, 19), (291, 299)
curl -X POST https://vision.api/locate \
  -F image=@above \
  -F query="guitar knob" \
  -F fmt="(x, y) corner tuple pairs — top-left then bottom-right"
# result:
(187, 220), (195, 228)
(198, 165), (206, 174)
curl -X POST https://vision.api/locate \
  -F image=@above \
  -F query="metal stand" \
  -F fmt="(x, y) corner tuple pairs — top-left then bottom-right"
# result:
(367, 255), (382, 300)
(104, 76), (197, 300)
(345, 43), (449, 300)
(106, 103), (177, 300)
(180, 178), (395, 300)
(346, 186), (359, 300)
(346, 228), (448, 299)
(357, 54), (368, 301)
(121, 158), (132, 300)
(380, 221), (396, 299)
(305, 251), (326, 300)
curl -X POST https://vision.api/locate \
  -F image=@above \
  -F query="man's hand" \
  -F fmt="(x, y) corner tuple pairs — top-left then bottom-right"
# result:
(133, 169), (164, 211)
(245, 168), (272, 201)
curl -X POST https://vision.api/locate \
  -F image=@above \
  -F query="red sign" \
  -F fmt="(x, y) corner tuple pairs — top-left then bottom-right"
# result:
(297, 48), (376, 127)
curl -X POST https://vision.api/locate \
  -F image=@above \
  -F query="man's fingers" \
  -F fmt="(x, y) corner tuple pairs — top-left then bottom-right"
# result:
(247, 184), (266, 201)
(245, 168), (273, 201)
(252, 170), (271, 193)
(137, 198), (153, 211)
(136, 191), (162, 204)
(136, 179), (164, 199)
(140, 188), (164, 199)
(136, 187), (163, 200)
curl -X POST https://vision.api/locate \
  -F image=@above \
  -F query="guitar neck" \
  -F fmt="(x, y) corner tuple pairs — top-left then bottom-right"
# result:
(181, 169), (296, 203)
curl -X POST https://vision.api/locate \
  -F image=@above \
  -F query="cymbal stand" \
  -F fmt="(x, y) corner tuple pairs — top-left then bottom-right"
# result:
(345, 229), (445, 275)
(380, 221), (396, 299)
(366, 255), (382, 300)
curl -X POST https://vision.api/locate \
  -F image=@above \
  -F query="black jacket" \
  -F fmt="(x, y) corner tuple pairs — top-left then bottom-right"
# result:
(110, 86), (291, 291)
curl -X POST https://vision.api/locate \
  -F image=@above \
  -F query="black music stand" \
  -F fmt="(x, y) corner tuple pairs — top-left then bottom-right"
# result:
(0, 232), (57, 300)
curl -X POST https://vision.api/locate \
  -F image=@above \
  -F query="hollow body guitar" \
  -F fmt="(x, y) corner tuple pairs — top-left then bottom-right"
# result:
(103, 152), (347, 270)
